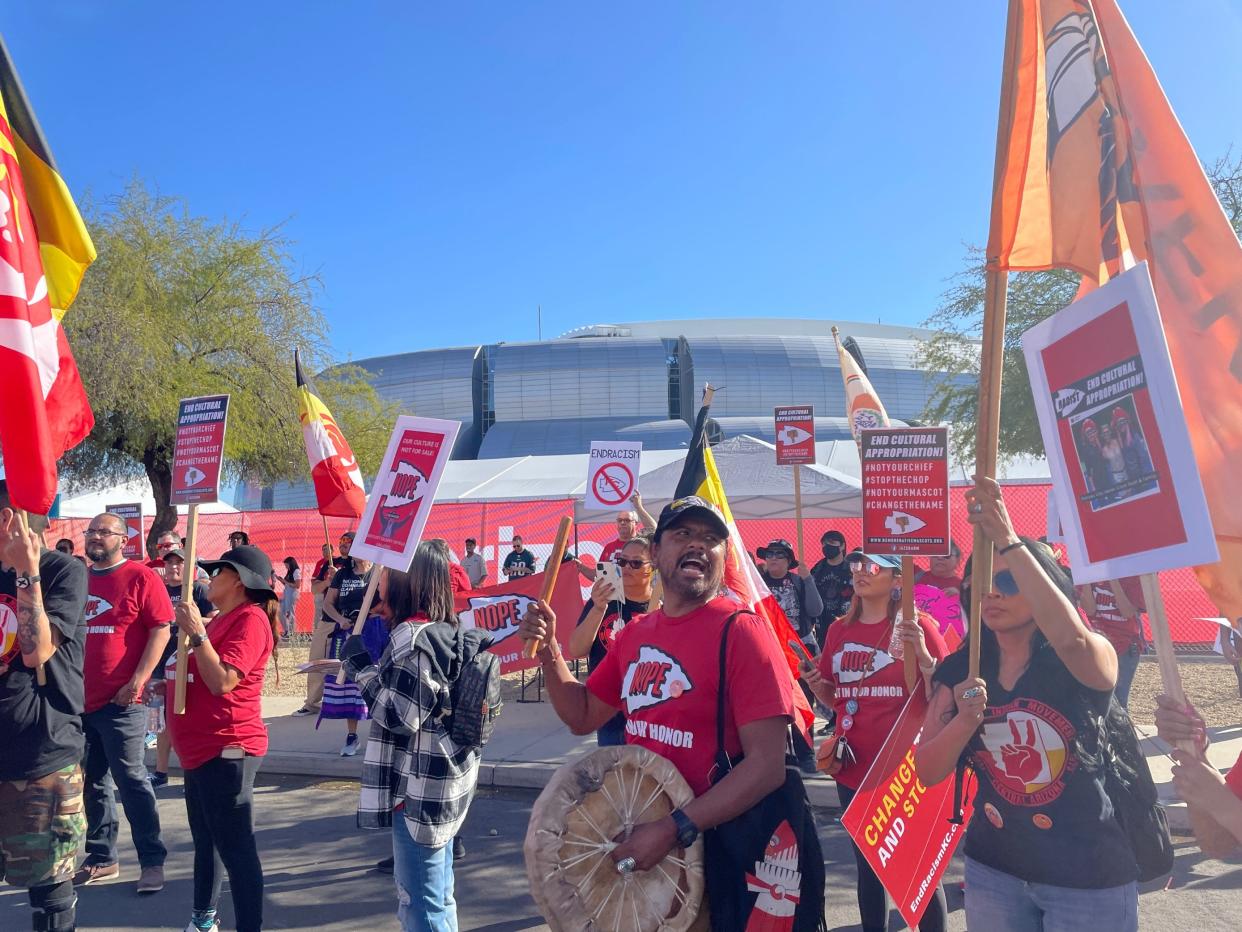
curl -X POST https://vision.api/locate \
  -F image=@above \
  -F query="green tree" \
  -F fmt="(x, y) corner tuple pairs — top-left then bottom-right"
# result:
(918, 152), (1242, 463)
(63, 181), (396, 554)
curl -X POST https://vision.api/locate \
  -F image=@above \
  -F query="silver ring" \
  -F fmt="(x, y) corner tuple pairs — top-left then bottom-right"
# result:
(616, 856), (636, 874)
(961, 686), (984, 700)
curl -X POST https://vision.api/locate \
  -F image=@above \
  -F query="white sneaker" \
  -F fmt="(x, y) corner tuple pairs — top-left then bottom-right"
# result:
(292, 706), (316, 716)
(341, 735), (359, 757)
(184, 920), (220, 932)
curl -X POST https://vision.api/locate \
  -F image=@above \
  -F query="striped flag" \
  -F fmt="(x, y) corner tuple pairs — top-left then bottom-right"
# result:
(296, 349), (366, 517)
(0, 38), (96, 513)
(673, 390), (816, 743)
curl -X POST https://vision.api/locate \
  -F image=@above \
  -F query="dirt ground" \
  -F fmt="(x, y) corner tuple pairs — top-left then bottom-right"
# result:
(265, 642), (1242, 727)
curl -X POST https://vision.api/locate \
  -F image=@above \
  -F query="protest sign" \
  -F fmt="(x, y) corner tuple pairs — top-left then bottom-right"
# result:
(840, 693), (974, 929)
(1023, 262), (1218, 583)
(913, 583), (963, 643)
(583, 441), (642, 511)
(458, 563), (585, 674)
(105, 502), (144, 560)
(774, 405), (815, 466)
(860, 427), (951, 557)
(350, 416), (460, 571)
(170, 395), (230, 506)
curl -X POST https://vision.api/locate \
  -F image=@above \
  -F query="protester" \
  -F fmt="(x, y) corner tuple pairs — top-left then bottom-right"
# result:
(1153, 693), (1242, 856)
(164, 545), (277, 932)
(227, 531), (250, 548)
(501, 535), (535, 579)
(809, 529), (853, 644)
(460, 538), (487, 588)
(1077, 576), (1147, 708)
(757, 538), (822, 649)
(916, 477), (1138, 931)
(147, 548), (215, 789)
(145, 531), (181, 569)
(54, 537), (75, 555)
(276, 556), (301, 641)
(447, 555), (473, 595)
(310, 543), (334, 626)
(0, 486), (89, 932)
(76, 512), (171, 894)
(565, 536), (654, 747)
(803, 550), (949, 932)
(915, 540), (963, 596)
(520, 496), (826, 930)
(315, 540), (376, 754)
(295, 532), (354, 716)
(340, 540), (486, 932)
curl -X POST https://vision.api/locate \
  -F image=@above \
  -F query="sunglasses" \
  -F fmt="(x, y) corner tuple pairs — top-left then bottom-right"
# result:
(615, 558), (650, 570)
(847, 560), (884, 577)
(992, 570), (1020, 596)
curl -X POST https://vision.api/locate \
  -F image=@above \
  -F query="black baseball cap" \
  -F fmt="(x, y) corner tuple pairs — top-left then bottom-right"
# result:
(653, 496), (729, 542)
(161, 548), (187, 562)
(757, 538), (798, 568)
(820, 529), (846, 545)
(199, 546), (277, 600)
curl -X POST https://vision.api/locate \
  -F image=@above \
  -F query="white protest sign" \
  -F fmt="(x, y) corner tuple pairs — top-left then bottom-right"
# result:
(349, 416), (460, 572)
(583, 441), (642, 511)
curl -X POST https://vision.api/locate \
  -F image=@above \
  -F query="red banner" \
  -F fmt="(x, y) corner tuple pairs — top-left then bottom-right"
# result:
(774, 405), (816, 466)
(455, 566), (586, 674)
(861, 427), (951, 557)
(170, 394), (230, 506)
(840, 693), (974, 929)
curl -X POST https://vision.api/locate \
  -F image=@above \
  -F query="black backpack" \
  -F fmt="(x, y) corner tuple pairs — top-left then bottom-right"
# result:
(443, 625), (503, 750)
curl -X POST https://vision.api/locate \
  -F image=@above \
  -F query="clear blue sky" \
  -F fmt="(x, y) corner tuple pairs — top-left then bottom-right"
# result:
(8, 1), (1242, 360)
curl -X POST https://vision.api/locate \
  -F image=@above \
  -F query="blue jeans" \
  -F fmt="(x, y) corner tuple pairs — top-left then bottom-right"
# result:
(392, 816), (457, 932)
(82, 703), (167, 868)
(964, 857), (1137, 932)
(1114, 643), (1142, 709)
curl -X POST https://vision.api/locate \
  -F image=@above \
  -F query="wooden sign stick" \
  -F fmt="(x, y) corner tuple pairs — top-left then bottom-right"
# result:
(793, 465), (805, 570)
(900, 556), (918, 692)
(334, 566), (383, 685)
(522, 515), (573, 659)
(1139, 573), (1191, 745)
(173, 504), (199, 715)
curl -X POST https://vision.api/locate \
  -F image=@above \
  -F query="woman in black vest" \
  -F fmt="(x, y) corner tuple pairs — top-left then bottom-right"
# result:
(916, 476), (1139, 932)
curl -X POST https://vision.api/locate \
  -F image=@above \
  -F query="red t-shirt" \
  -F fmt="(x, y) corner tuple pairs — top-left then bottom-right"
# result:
(600, 539), (627, 563)
(1227, 749), (1242, 801)
(1084, 579), (1146, 654)
(166, 602), (274, 770)
(587, 596), (793, 796)
(449, 562), (472, 594)
(311, 558), (330, 581)
(818, 611), (948, 789)
(84, 562), (175, 713)
(916, 572), (962, 592)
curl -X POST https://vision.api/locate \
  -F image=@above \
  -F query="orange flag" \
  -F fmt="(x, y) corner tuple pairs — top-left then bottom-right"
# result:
(987, 0), (1242, 619)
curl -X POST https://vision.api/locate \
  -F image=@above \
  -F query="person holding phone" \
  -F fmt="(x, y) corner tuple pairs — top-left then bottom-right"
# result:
(566, 537), (655, 746)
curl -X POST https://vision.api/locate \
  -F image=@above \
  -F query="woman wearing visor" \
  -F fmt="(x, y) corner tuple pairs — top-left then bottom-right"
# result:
(165, 546), (278, 932)
(916, 477), (1138, 931)
(803, 549), (949, 932)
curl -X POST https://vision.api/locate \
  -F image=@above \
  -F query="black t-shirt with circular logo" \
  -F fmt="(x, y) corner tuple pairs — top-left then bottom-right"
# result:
(0, 550), (88, 781)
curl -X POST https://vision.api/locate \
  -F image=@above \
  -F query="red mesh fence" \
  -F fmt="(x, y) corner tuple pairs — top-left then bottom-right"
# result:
(48, 482), (1219, 649)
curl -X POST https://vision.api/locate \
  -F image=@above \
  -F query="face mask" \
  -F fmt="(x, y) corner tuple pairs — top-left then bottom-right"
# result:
(822, 543), (842, 559)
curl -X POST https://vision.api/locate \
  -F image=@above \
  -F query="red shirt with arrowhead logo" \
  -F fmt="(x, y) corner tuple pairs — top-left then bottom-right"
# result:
(586, 596), (793, 796)
(84, 561), (175, 712)
(818, 611), (947, 789)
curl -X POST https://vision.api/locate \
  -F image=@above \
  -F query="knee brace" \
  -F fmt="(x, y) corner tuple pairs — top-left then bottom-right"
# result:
(29, 878), (76, 932)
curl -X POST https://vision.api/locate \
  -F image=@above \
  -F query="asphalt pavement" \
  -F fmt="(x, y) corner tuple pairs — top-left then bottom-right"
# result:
(2, 774), (1238, 931)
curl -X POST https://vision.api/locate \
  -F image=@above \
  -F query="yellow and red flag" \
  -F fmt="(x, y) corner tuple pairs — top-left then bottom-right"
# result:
(0, 38), (96, 513)
(673, 391), (816, 743)
(296, 349), (366, 518)
(987, 0), (1242, 619)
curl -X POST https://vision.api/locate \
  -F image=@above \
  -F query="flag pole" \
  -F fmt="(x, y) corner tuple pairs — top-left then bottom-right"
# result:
(321, 514), (331, 552)
(173, 504), (199, 715)
(14, 510), (47, 687)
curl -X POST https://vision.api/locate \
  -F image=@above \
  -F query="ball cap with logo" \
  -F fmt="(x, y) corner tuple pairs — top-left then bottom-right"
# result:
(652, 496), (729, 542)
(198, 545), (277, 600)
(756, 538), (798, 569)
(847, 548), (902, 571)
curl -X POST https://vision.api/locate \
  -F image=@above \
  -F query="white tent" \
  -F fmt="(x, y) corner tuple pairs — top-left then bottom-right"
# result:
(575, 435), (862, 523)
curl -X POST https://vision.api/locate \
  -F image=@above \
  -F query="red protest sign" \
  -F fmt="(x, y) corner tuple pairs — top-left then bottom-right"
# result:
(352, 416), (459, 572)
(840, 693), (974, 929)
(456, 568), (585, 674)
(774, 405), (815, 465)
(1023, 263), (1217, 581)
(170, 395), (230, 505)
(860, 427), (950, 557)
(105, 502), (144, 560)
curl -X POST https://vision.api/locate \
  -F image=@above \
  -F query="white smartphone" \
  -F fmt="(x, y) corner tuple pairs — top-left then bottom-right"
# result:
(597, 560), (623, 600)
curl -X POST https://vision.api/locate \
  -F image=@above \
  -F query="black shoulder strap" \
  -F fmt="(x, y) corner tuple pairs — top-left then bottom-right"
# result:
(714, 609), (753, 778)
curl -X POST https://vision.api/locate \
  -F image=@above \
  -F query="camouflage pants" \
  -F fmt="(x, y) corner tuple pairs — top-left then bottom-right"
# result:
(0, 764), (85, 889)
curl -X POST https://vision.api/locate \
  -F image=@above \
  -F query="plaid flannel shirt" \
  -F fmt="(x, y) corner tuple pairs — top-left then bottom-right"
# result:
(346, 621), (481, 849)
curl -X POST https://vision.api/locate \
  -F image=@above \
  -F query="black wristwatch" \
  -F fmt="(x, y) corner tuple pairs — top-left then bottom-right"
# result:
(189, 632), (209, 649)
(15, 573), (41, 590)
(670, 808), (700, 848)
